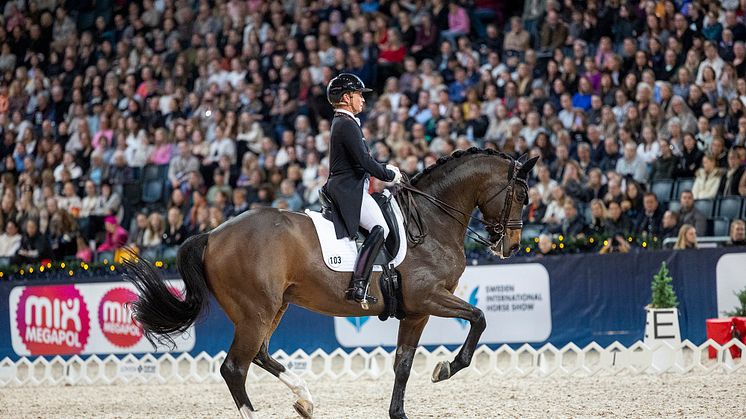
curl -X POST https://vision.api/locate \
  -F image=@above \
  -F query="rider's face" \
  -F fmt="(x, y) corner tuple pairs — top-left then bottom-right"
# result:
(347, 91), (365, 114)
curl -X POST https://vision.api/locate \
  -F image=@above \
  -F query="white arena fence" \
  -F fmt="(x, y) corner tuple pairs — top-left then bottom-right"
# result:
(1, 339), (745, 387)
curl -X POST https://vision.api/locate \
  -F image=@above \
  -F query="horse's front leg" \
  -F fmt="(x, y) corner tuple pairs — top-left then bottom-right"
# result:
(425, 290), (486, 382)
(389, 315), (429, 419)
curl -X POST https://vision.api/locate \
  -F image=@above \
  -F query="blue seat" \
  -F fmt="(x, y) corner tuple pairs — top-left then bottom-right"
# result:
(694, 199), (715, 218)
(711, 217), (730, 236)
(141, 179), (163, 204)
(142, 164), (161, 182)
(651, 179), (674, 203)
(674, 178), (695, 200)
(717, 197), (743, 220)
(667, 201), (681, 213)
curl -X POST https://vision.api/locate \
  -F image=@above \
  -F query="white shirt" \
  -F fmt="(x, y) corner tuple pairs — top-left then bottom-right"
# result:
(335, 109), (361, 126)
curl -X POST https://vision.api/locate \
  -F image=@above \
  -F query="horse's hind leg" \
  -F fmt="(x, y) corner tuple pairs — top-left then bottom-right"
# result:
(252, 304), (315, 418)
(423, 290), (485, 383)
(221, 324), (265, 419)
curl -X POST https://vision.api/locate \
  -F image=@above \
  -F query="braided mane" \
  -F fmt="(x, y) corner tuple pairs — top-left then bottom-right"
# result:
(409, 147), (513, 186)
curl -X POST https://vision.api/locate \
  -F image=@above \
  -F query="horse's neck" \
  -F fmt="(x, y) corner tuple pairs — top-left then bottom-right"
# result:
(416, 157), (495, 243)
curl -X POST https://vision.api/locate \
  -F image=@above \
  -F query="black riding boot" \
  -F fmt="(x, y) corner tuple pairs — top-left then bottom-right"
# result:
(346, 225), (385, 307)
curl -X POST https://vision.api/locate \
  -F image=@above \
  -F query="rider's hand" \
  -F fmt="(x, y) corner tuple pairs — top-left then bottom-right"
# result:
(386, 164), (403, 184)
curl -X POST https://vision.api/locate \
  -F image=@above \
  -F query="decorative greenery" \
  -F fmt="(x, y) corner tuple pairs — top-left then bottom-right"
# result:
(650, 261), (679, 309)
(0, 258), (175, 281)
(725, 286), (746, 317)
(519, 232), (660, 255)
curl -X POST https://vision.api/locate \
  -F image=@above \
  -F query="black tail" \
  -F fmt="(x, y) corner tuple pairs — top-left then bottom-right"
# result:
(123, 233), (210, 348)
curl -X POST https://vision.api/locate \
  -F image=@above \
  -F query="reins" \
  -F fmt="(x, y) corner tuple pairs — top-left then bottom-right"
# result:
(394, 159), (526, 248)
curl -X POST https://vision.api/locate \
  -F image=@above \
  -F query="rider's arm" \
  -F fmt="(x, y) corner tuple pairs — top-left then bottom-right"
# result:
(338, 118), (396, 182)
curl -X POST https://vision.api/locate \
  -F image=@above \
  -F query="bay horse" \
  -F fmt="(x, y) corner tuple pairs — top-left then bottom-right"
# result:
(125, 148), (538, 419)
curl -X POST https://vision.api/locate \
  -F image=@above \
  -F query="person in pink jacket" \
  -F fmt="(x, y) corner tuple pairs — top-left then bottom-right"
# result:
(97, 215), (129, 252)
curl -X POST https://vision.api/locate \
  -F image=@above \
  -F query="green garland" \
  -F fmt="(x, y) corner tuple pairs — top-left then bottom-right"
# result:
(520, 232), (663, 255)
(0, 258), (175, 281)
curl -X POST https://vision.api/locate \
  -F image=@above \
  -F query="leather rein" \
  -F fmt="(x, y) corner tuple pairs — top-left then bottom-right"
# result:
(395, 159), (528, 248)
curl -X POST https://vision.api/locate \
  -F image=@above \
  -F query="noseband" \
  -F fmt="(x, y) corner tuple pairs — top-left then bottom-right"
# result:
(397, 159), (528, 249)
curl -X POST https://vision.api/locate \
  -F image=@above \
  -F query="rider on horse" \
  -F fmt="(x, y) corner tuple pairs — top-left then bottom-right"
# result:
(322, 73), (403, 306)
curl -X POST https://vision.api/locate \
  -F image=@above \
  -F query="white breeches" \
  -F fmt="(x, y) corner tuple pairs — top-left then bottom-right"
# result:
(359, 179), (389, 238)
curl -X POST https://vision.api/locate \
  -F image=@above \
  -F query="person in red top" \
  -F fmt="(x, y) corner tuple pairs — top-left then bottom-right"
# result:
(378, 28), (406, 64)
(97, 215), (129, 253)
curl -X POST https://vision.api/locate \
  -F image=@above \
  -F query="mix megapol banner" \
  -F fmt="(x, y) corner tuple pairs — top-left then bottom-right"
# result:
(1, 249), (745, 359)
(7, 281), (194, 356)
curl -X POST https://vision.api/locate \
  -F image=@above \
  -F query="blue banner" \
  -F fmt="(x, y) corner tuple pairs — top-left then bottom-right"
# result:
(1, 249), (743, 360)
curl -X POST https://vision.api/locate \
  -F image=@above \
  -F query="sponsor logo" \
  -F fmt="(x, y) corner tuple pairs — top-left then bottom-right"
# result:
(15, 285), (90, 355)
(346, 316), (370, 332)
(98, 288), (142, 348)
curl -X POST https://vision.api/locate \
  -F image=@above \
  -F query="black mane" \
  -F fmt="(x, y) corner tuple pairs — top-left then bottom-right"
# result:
(409, 147), (513, 186)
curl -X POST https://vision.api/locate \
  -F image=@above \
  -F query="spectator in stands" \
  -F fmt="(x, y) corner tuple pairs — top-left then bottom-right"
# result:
(97, 215), (128, 254)
(636, 192), (663, 238)
(587, 199), (607, 236)
(12, 219), (51, 264)
(549, 198), (587, 239)
(535, 233), (555, 257)
(678, 190), (708, 236)
(163, 207), (187, 248)
(523, 187), (546, 225)
(726, 219), (746, 247)
(48, 209), (77, 260)
(0, 220), (22, 259)
(674, 224), (699, 250)
(542, 184), (567, 229)
(649, 139), (678, 182)
(692, 154), (724, 199)
(604, 201), (633, 237)
(142, 212), (164, 249)
(661, 210), (682, 241)
(617, 142), (648, 184)
(169, 141), (200, 191)
(719, 149), (745, 196)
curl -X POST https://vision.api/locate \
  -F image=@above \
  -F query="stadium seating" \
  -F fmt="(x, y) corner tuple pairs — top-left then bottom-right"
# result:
(651, 180), (674, 203)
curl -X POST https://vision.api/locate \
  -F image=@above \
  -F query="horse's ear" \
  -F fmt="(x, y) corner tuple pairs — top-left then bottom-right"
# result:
(517, 156), (540, 178)
(517, 154), (529, 164)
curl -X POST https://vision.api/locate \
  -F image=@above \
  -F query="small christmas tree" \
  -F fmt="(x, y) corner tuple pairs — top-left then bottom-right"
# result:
(650, 261), (679, 309)
(725, 286), (746, 317)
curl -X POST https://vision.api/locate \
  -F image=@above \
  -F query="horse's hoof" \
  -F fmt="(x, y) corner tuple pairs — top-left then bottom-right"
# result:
(389, 413), (408, 419)
(431, 361), (450, 383)
(294, 399), (314, 418)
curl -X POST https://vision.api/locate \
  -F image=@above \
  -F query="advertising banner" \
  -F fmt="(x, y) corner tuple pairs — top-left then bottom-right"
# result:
(716, 253), (746, 316)
(334, 264), (552, 347)
(8, 281), (195, 356)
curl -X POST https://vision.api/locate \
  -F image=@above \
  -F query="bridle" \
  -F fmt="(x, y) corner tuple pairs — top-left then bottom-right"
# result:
(396, 159), (528, 249)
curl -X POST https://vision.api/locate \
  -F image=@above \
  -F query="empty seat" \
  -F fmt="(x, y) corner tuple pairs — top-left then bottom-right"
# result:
(667, 201), (681, 213)
(711, 217), (730, 236)
(142, 164), (162, 182)
(651, 179), (674, 203)
(717, 197), (743, 219)
(674, 178), (695, 200)
(694, 199), (715, 218)
(141, 179), (163, 204)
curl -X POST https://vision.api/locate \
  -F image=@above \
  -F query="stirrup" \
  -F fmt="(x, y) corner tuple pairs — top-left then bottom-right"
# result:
(345, 281), (377, 309)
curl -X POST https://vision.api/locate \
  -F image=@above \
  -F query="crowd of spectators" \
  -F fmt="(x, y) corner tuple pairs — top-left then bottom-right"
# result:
(1, 0), (746, 269)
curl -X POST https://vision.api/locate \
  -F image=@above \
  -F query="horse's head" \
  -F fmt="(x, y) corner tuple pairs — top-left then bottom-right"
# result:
(479, 155), (538, 259)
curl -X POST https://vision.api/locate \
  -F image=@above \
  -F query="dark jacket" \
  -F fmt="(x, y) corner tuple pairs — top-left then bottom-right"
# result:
(635, 208), (664, 237)
(679, 206), (707, 236)
(323, 112), (396, 239)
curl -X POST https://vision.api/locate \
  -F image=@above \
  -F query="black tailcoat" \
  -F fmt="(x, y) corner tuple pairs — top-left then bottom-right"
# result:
(323, 112), (395, 239)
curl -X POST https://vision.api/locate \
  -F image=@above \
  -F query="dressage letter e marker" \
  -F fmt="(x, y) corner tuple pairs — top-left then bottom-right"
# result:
(651, 309), (676, 340)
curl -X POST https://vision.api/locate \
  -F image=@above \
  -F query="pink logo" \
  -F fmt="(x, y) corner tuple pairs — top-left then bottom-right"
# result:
(15, 285), (90, 355)
(98, 288), (142, 348)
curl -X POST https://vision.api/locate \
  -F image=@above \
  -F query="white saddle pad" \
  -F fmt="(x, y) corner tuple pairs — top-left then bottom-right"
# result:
(305, 190), (407, 272)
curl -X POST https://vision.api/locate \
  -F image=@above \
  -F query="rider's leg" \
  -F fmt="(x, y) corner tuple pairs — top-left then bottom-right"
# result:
(347, 182), (387, 304)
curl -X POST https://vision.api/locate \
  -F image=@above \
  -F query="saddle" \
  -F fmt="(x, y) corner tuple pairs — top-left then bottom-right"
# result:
(319, 189), (401, 264)
(318, 188), (405, 320)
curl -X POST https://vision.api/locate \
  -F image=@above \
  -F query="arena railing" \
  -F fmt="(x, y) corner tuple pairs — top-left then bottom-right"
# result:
(1, 339), (744, 387)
